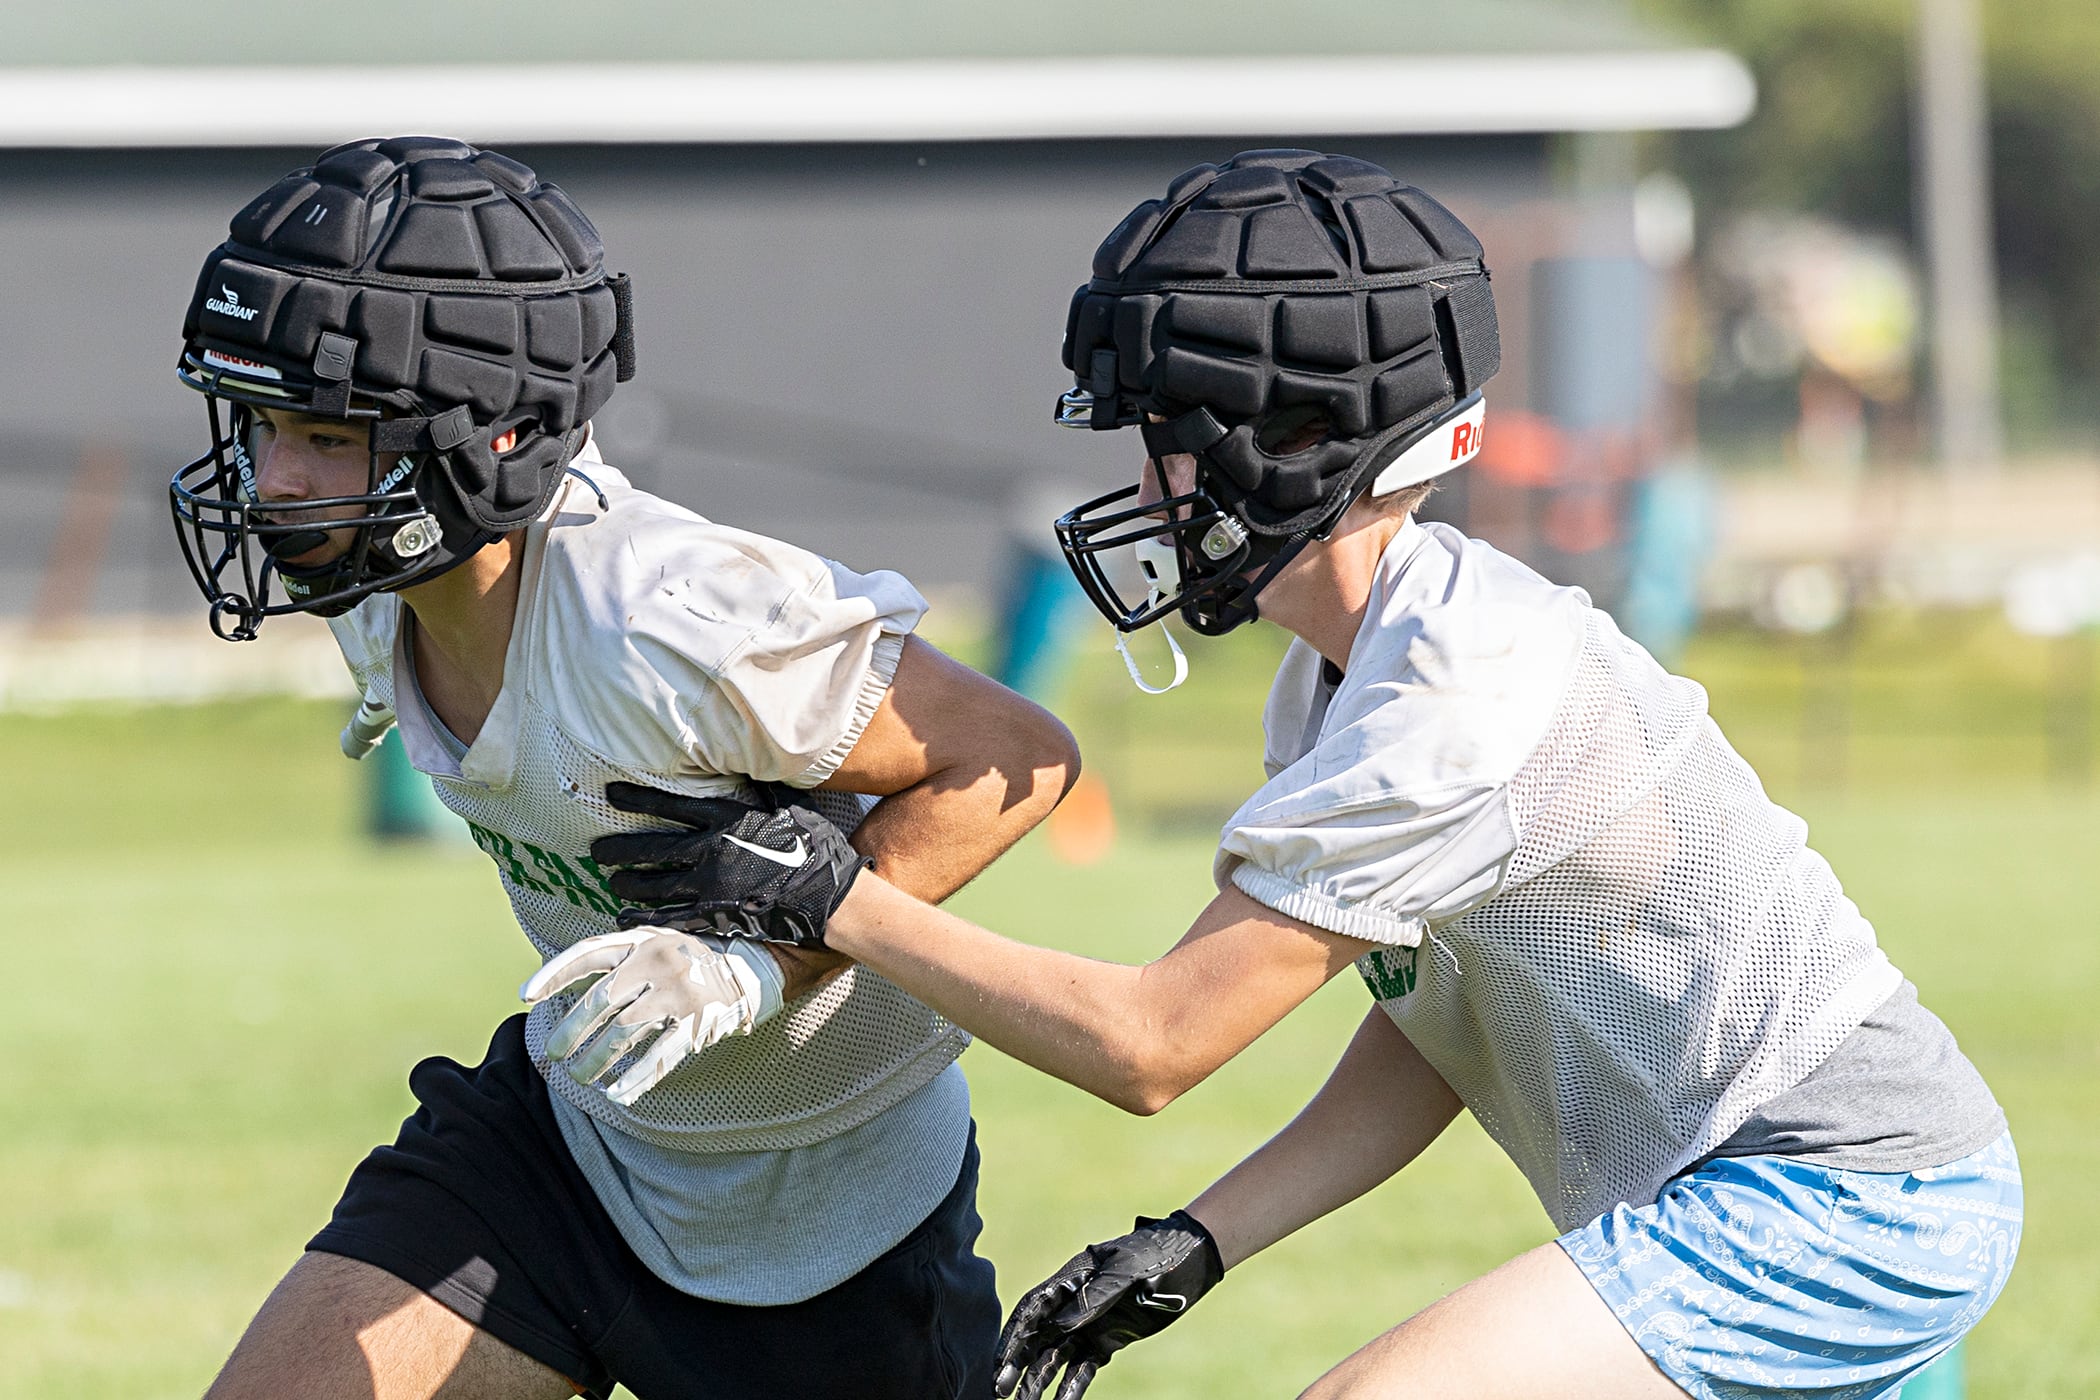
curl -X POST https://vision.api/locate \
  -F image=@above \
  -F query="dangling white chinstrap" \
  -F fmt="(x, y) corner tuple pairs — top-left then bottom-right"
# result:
(1117, 537), (1190, 694)
(1116, 622), (1188, 694)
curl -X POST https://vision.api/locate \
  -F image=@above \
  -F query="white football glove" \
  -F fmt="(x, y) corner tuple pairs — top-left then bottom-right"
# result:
(520, 928), (784, 1106)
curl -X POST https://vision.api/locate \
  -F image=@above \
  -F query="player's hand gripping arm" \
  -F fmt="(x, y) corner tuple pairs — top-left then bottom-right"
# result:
(598, 635), (1374, 1111)
(600, 636), (1079, 998)
(994, 1009), (1462, 1400)
(537, 638), (1073, 1099)
(591, 784), (875, 946)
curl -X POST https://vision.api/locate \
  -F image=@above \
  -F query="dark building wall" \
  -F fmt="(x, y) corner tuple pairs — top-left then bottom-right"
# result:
(0, 136), (1547, 619)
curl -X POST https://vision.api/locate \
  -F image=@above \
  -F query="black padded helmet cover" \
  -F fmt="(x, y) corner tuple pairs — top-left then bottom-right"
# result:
(184, 135), (632, 530)
(1055, 150), (1501, 635)
(1065, 149), (1499, 535)
(171, 136), (635, 634)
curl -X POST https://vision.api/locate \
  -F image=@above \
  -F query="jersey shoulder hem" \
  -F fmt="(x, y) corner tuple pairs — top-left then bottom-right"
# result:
(794, 629), (908, 787)
(1230, 864), (1428, 946)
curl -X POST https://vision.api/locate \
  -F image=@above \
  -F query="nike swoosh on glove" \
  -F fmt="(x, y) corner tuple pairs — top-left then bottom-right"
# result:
(590, 781), (872, 948)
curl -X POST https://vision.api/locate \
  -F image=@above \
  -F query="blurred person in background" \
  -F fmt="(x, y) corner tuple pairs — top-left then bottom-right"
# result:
(167, 135), (1075, 1400)
(608, 151), (2020, 1400)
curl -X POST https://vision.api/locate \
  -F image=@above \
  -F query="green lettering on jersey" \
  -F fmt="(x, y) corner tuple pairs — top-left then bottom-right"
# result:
(1359, 944), (1420, 1002)
(526, 844), (621, 916)
(462, 820), (621, 915)
(465, 822), (550, 896)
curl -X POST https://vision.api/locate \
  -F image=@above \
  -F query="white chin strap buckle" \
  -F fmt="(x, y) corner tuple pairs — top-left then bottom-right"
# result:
(1116, 537), (1190, 694)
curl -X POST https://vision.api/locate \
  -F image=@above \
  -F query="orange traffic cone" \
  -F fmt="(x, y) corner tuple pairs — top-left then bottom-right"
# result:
(1047, 770), (1116, 866)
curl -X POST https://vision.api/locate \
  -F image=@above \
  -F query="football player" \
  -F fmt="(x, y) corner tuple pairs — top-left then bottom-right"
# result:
(168, 136), (1077, 1400)
(610, 152), (2021, 1400)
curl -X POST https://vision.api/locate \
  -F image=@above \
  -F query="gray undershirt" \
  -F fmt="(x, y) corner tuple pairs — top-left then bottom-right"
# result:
(551, 1063), (971, 1305)
(1707, 980), (2006, 1173)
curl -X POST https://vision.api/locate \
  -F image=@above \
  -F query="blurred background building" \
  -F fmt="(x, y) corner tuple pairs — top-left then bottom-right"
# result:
(0, 0), (1753, 680)
(2, 0), (2096, 750)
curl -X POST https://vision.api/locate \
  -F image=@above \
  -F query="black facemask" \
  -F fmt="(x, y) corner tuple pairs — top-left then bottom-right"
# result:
(168, 379), (482, 640)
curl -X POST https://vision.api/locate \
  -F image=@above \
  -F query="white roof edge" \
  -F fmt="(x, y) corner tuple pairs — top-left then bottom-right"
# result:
(0, 53), (1754, 147)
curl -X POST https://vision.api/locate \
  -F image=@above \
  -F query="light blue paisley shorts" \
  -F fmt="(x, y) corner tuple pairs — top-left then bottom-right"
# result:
(1559, 1132), (2022, 1400)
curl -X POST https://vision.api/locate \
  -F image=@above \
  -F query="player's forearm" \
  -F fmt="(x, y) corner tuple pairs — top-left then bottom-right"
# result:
(1188, 1008), (1461, 1269)
(766, 766), (1058, 1001)
(830, 879), (1369, 1114)
(819, 636), (1080, 907)
(826, 875), (1196, 1113)
(849, 739), (1072, 905)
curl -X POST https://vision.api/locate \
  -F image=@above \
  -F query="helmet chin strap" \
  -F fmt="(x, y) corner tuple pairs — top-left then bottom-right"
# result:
(1116, 537), (1190, 694)
(1116, 627), (1189, 695)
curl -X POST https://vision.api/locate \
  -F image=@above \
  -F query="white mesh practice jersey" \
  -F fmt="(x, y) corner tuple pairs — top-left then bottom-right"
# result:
(1217, 520), (1900, 1232)
(327, 444), (970, 1156)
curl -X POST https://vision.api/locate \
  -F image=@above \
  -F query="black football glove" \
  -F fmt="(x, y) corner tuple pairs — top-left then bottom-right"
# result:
(994, 1210), (1225, 1400)
(590, 781), (871, 948)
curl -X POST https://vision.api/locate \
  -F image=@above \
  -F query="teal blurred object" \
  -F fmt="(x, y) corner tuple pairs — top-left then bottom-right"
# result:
(366, 726), (459, 841)
(993, 545), (1090, 702)
(1618, 452), (1716, 666)
(1903, 1341), (1965, 1399)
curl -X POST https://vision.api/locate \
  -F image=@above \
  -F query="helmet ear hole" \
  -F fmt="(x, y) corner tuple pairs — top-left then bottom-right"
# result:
(1255, 405), (1330, 456)
(491, 427), (520, 454)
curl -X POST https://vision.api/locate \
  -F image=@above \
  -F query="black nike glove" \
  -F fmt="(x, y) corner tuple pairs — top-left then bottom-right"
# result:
(994, 1210), (1226, 1400)
(590, 781), (871, 948)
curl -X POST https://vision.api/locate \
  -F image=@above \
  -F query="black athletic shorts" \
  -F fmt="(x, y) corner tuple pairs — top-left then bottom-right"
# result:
(309, 1014), (999, 1400)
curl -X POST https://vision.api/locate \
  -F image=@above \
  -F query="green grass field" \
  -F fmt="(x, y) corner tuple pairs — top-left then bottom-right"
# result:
(1, 617), (2095, 1398)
